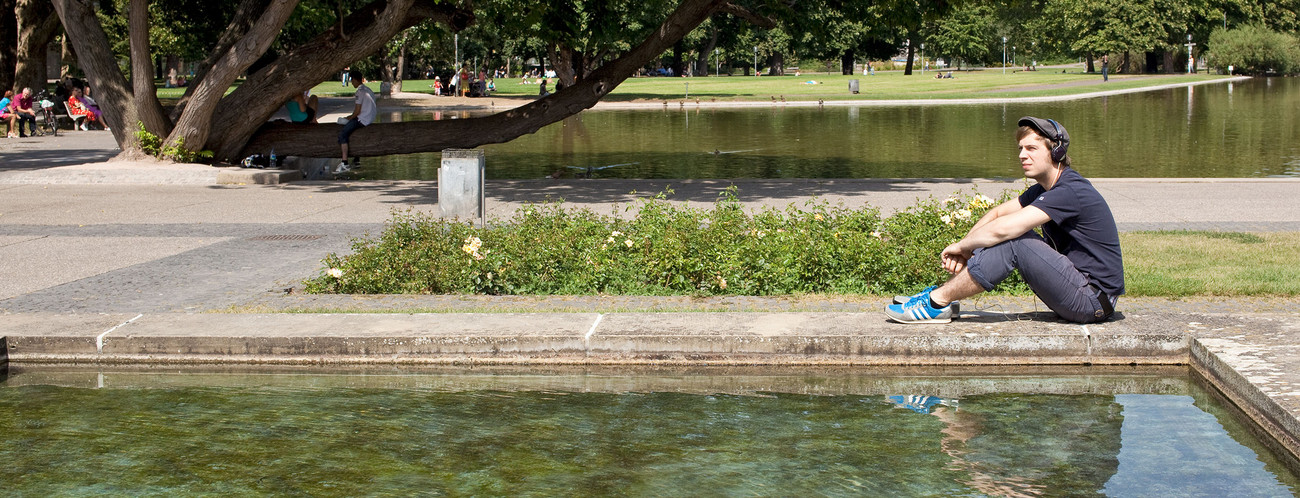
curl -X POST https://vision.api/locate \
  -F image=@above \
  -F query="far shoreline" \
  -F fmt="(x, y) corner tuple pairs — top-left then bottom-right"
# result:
(374, 75), (1250, 113)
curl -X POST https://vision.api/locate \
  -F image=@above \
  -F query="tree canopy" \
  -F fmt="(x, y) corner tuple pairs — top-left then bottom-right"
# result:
(41, 0), (1300, 165)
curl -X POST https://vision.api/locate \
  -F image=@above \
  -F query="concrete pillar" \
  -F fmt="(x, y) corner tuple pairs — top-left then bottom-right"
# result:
(439, 149), (485, 224)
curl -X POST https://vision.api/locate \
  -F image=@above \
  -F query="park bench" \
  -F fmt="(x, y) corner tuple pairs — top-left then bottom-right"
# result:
(61, 101), (87, 130)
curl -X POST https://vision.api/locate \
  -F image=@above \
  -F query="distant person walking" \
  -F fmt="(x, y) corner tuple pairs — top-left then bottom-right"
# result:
(1101, 55), (1109, 82)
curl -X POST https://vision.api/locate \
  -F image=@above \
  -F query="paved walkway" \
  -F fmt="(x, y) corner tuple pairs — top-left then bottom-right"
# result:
(1, 88), (1299, 464)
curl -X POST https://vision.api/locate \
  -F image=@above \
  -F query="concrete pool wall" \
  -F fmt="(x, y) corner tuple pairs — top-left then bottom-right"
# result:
(2, 307), (1298, 469)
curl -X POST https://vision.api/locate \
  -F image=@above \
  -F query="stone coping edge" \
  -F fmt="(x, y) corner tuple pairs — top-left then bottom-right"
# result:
(1191, 339), (1300, 471)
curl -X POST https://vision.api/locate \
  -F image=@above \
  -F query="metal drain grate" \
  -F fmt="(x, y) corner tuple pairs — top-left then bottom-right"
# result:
(247, 235), (325, 242)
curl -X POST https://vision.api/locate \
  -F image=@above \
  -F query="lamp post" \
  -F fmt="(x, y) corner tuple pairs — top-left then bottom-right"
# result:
(454, 34), (459, 70)
(753, 46), (758, 76)
(1186, 34), (1196, 73)
(920, 43), (925, 77)
(715, 48), (720, 76)
(1002, 37), (1007, 75)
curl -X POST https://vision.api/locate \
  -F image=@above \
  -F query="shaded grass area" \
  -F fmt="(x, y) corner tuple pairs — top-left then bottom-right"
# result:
(1121, 231), (1300, 297)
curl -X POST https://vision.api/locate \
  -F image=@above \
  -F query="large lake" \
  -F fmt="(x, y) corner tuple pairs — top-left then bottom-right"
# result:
(362, 77), (1300, 180)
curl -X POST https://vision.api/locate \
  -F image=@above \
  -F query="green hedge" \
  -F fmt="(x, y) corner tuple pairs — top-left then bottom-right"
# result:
(1208, 24), (1300, 75)
(305, 188), (1027, 296)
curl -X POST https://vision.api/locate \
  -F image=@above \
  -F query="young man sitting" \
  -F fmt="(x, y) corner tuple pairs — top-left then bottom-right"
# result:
(886, 117), (1124, 324)
(335, 69), (376, 174)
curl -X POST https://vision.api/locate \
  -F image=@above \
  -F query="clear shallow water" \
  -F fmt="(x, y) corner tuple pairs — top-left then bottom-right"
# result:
(361, 78), (1300, 180)
(2, 367), (1297, 496)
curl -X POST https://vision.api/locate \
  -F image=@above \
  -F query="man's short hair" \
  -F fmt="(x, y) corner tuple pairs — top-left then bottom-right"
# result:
(348, 69), (363, 82)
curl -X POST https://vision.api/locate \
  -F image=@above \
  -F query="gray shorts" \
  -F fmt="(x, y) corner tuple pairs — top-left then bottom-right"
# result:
(967, 232), (1116, 323)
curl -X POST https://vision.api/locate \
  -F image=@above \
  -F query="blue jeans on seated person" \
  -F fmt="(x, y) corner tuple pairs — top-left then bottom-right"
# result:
(338, 118), (365, 144)
(967, 232), (1115, 323)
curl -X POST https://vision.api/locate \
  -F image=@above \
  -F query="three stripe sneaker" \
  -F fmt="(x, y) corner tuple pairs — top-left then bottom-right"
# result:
(885, 289), (955, 324)
(892, 285), (960, 315)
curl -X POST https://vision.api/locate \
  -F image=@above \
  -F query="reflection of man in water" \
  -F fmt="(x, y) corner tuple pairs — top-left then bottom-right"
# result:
(888, 394), (1122, 496)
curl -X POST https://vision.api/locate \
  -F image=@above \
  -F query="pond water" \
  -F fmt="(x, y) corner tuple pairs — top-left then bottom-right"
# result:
(3, 366), (1298, 495)
(360, 77), (1300, 180)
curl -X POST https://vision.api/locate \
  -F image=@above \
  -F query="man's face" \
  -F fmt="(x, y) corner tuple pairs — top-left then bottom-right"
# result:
(22, 88), (30, 97)
(1017, 132), (1057, 180)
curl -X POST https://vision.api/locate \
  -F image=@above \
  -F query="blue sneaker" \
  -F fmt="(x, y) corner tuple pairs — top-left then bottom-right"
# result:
(893, 285), (959, 315)
(885, 291), (954, 324)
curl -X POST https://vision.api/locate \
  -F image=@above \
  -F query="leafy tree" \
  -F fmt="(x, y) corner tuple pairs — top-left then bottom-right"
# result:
(54, 0), (737, 162)
(926, 3), (994, 68)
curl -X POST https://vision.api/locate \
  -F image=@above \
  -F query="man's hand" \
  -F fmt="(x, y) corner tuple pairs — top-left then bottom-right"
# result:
(941, 241), (973, 274)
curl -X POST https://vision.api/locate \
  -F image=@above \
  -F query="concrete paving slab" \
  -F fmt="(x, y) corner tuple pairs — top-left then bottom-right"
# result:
(0, 236), (225, 300)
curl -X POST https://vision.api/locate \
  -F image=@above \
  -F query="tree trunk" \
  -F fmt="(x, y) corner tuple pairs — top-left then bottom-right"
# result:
(840, 49), (854, 75)
(242, 0), (732, 158)
(53, 0), (145, 149)
(394, 41), (405, 93)
(547, 43), (577, 87)
(15, 0), (61, 93)
(59, 26), (72, 77)
(766, 52), (782, 76)
(670, 40), (684, 77)
(1086, 51), (1094, 73)
(129, 0), (171, 143)
(695, 25), (717, 76)
(0, 0), (17, 92)
(904, 36), (914, 75)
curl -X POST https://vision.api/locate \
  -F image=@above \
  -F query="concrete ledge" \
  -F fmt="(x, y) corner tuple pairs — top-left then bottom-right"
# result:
(1, 312), (1188, 366)
(216, 167), (303, 185)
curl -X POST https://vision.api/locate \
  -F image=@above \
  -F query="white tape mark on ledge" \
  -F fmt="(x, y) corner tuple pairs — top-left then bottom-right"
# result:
(98, 314), (143, 353)
(585, 314), (605, 341)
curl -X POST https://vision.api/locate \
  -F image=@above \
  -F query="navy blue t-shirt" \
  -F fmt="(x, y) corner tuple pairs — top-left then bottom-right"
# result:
(1018, 168), (1125, 296)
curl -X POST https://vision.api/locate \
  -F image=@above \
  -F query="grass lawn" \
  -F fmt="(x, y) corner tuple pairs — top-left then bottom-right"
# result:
(415, 70), (1230, 102)
(155, 69), (1234, 102)
(1121, 231), (1300, 297)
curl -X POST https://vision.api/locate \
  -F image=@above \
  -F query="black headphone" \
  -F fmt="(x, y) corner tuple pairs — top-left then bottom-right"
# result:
(1018, 116), (1070, 163)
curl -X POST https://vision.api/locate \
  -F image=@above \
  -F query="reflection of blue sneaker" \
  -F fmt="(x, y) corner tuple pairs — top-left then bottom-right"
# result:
(885, 291), (954, 324)
(888, 395), (944, 414)
(893, 285), (959, 315)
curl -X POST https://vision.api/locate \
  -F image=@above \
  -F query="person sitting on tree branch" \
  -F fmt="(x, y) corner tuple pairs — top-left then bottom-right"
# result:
(335, 69), (376, 174)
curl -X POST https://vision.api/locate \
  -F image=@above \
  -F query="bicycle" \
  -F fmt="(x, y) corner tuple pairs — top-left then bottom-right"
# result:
(34, 90), (59, 137)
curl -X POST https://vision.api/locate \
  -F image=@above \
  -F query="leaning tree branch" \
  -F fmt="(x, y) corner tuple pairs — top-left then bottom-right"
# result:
(170, 0), (271, 121)
(718, 2), (776, 29)
(207, 0), (475, 160)
(162, 0), (300, 153)
(240, 0), (731, 158)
